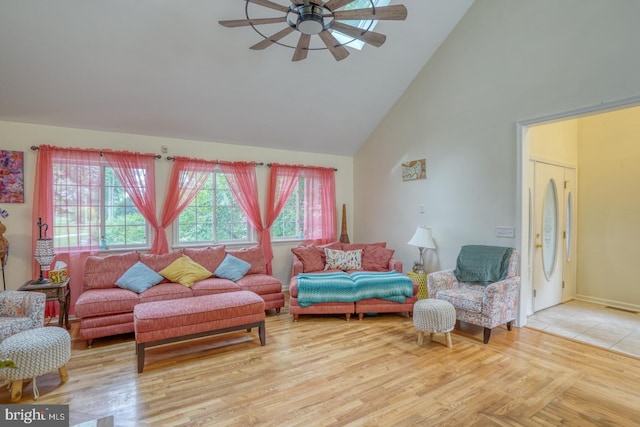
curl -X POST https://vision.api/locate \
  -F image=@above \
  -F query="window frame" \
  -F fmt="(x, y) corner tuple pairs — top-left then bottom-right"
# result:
(52, 158), (152, 252)
(172, 169), (256, 248)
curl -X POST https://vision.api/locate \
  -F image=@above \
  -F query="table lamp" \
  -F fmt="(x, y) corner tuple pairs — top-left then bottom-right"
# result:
(408, 225), (435, 274)
(33, 217), (56, 284)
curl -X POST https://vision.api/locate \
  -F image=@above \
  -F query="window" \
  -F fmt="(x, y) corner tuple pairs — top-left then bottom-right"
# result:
(332, 0), (391, 50)
(271, 178), (304, 240)
(176, 171), (250, 245)
(53, 161), (149, 250)
(103, 167), (148, 247)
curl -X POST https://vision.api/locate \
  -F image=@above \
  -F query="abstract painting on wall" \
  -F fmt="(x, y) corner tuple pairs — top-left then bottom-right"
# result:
(0, 150), (25, 203)
(402, 159), (426, 181)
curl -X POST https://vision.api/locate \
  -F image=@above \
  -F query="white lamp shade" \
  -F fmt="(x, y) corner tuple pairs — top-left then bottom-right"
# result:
(407, 226), (436, 249)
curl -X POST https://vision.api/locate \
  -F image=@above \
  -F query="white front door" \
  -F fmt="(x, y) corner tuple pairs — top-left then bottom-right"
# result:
(533, 162), (565, 311)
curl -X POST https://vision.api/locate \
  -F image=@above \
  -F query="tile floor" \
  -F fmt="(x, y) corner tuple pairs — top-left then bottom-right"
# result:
(527, 299), (640, 358)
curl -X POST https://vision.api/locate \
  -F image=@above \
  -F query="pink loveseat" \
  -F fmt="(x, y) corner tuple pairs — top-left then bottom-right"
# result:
(75, 245), (284, 347)
(288, 242), (418, 321)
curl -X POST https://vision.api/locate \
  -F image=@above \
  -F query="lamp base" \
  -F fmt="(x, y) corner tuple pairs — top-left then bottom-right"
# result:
(412, 247), (427, 274)
(32, 270), (50, 285)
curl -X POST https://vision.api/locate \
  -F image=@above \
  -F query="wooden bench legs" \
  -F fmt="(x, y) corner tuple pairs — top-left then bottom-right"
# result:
(136, 320), (266, 373)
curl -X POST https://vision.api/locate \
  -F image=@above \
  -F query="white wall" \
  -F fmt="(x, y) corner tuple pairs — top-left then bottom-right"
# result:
(0, 120), (353, 291)
(354, 0), (640, 304)
(576, 107), (640, 307)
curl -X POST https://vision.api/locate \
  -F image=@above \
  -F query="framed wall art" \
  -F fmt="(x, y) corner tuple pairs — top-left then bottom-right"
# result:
(402, 158), (426, 181)
(0, 150), (25, 203)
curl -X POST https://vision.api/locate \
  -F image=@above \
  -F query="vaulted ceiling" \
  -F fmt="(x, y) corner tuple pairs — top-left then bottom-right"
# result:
(0, 1), (474, 156)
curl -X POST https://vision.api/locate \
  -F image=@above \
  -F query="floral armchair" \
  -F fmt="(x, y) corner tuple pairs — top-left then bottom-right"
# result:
(427, 247), (520, 344)
(0, 291), (46, 342)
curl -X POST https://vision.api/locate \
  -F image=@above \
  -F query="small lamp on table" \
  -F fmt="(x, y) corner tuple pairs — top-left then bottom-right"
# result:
(407, 225), (436, 274)
(32, 217), (56, 284)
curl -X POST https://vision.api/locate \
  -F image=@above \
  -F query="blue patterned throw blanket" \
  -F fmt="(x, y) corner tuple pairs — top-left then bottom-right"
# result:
(297, 271), (414, 307)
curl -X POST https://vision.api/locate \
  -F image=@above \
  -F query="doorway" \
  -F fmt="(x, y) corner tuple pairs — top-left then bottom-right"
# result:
(517, 95), (640, 326)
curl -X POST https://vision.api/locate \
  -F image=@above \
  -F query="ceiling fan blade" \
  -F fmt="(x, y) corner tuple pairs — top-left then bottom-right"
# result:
(292, 33), (311, 61)
(219, 17), (288, 28)
(333, 4), (408, 21)
(331, 21), (386, 47)
(324, 0), (356, 11)
(318, 30), (349, 61)
(251, 27), (296, 50)
(248, 0), (291, 13)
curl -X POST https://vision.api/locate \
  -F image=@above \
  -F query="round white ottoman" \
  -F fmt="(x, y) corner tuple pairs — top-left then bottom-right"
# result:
(0, 326), (71, 402)
(413, 299), (456, 348)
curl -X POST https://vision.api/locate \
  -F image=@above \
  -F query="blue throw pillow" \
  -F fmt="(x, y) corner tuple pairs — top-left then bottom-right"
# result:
(115, 261), (164, 293)
(214, 254), (251, 281)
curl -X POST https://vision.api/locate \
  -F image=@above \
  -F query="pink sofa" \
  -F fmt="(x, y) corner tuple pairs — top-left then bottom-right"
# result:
(288, 242), (418, 321)
(75, 245), (284, 347)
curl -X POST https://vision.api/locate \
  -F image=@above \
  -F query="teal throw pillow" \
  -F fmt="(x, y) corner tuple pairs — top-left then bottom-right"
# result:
(115, 261), (164, 293)
(214, 254), (251, 281)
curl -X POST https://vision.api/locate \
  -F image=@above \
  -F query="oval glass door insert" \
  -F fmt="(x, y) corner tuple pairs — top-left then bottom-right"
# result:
(542, 179), (558, 279)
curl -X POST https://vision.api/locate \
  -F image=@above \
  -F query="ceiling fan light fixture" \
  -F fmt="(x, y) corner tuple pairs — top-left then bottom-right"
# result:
(296, 4), (325, 35)
(219, 0), (408, 62)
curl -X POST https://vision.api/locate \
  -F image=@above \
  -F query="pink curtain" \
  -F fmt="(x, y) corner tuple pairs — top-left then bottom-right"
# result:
(264, 164), (302, 274)
(219, 161), (264, 237)
(303, 166), (337, 244)
(157, 157), (212, 254)
(102, 151), (161, 253)
(33, 145), (102, 316)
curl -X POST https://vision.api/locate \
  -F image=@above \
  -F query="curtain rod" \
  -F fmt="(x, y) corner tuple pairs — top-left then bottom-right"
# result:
(30, 145), (161, 159)
(267, 162), (338, 171)
(165, 156), (263, 166)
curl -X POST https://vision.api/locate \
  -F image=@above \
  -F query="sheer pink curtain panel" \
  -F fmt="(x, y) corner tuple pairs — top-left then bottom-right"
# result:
(264, 163), (302, 274)
(219, 161), (264, 238)
(158, 157), (212, 254)
(303, 166), (337, 244)
(33, 145), (103, 315)
(102, 151), (162, 253)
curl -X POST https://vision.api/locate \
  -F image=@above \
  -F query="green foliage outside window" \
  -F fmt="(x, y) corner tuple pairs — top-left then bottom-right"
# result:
(271, 178), (304, 240)
(177, 172), (249, 244)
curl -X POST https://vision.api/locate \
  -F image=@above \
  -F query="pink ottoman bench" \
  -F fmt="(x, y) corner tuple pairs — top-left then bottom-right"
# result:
(133, 291), (265, 372)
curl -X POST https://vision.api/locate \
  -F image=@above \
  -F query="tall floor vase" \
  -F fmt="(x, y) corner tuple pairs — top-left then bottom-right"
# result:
(339, 204), (350, 244)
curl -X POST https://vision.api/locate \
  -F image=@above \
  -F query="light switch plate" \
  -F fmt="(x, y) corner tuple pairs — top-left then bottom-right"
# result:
(496, 226), (515, 238)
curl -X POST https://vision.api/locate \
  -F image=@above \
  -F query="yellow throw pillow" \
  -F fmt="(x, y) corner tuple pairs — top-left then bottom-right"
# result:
(159, 255), (212, 287)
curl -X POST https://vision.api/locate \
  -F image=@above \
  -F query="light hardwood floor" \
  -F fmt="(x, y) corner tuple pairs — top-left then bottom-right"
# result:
(3, 305), (640, 426)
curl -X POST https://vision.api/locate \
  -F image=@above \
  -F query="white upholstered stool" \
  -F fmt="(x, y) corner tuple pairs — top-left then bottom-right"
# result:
(0, 326), (71, 402)
(413, 299), (456, 348)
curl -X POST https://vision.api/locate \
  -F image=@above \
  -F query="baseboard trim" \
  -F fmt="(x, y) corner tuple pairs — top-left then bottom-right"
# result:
(574, 294), (640, 313)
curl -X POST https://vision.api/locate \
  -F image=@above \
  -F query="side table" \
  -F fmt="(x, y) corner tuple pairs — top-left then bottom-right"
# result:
(407, 271), (428, 300)
(18, 278), (71, 329)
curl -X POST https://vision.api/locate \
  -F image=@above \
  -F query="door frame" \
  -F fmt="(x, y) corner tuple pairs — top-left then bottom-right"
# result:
(516, 95), (640, 327)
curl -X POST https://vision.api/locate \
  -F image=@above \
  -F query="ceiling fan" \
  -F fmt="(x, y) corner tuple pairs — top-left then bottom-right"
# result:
(219, 0), (408, 62)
